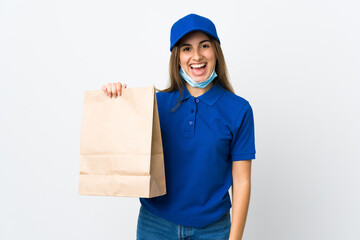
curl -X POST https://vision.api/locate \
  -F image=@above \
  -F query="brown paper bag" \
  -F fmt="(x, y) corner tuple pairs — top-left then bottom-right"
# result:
(79, 86), (166, 198)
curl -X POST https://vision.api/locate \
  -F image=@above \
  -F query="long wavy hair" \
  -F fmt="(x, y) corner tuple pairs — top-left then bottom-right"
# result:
(157, 33), (234, 109)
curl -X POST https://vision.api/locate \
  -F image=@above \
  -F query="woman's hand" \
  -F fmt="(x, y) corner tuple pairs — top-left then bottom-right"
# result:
(101, 82), (127, 98)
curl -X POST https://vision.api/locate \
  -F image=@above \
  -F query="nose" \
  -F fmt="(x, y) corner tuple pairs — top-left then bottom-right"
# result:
(192, 49), (203, 61)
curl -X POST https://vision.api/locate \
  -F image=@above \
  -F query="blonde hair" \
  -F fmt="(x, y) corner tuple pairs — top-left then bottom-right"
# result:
(157, 34), (234, 108)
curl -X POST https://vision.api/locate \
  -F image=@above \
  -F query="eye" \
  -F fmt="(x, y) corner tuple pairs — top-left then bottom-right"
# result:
(182, 47), (191, 52)
(201, 43), (210, 48)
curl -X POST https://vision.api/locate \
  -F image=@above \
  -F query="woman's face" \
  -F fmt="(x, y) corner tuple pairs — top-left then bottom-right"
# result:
(179, 31), (216, 83)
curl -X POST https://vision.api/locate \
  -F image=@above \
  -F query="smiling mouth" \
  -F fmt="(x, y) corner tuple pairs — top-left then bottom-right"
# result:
(190, 63), (207, 76)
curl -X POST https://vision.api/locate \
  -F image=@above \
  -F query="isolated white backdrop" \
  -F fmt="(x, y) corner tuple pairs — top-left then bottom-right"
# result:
(0, 0), (359, 239)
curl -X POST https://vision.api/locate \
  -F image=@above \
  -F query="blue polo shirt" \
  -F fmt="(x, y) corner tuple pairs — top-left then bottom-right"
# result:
(140, 82), (256, 228)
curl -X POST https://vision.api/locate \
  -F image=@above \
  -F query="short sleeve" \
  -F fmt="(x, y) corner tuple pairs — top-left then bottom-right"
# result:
(230, 102), (256, 161)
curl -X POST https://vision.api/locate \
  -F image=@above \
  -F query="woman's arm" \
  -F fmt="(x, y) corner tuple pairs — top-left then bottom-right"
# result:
(229, 160), (252, 240)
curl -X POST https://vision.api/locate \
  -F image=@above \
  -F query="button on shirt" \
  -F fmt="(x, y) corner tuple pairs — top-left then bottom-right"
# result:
(140, 82), (256, 228)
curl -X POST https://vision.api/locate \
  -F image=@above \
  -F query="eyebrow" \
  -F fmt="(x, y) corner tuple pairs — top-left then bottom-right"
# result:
(179, 39), (211, 47)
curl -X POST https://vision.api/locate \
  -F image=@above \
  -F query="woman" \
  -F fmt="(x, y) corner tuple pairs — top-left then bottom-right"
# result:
(102, 14), (255, 240)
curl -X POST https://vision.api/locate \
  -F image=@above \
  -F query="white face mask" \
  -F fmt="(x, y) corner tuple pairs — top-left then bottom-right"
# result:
(179, 66), (217, 88)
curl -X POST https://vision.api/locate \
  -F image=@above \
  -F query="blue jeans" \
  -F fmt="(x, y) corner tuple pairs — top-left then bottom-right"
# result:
(136, 206), (231, 240)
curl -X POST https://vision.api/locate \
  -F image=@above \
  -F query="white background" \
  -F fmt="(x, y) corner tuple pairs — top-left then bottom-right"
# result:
(1, 0), (359, 239)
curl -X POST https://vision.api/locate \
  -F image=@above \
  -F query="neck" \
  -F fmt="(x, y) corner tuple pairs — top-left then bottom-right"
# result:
(185, 81), (214, 97)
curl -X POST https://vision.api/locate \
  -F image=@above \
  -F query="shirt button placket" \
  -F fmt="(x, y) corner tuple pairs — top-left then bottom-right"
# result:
(189, 98), (199, 129)
(183, 98), (197, 137)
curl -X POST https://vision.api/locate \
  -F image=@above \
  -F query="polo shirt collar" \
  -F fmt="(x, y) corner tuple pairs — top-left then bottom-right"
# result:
(182, 82), (225, 106)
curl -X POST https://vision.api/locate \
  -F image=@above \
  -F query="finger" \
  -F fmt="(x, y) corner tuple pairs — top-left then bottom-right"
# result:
(111, 83), (117, 98)
(107, 83), (112, 97)
(116, 82), (122, 96)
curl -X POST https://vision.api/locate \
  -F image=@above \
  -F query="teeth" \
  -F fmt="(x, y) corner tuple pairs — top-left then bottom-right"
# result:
(191, 63), (206, 68)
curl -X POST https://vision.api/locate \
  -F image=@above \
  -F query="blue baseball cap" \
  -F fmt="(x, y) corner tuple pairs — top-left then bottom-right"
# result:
(170, 14), (220, 51)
